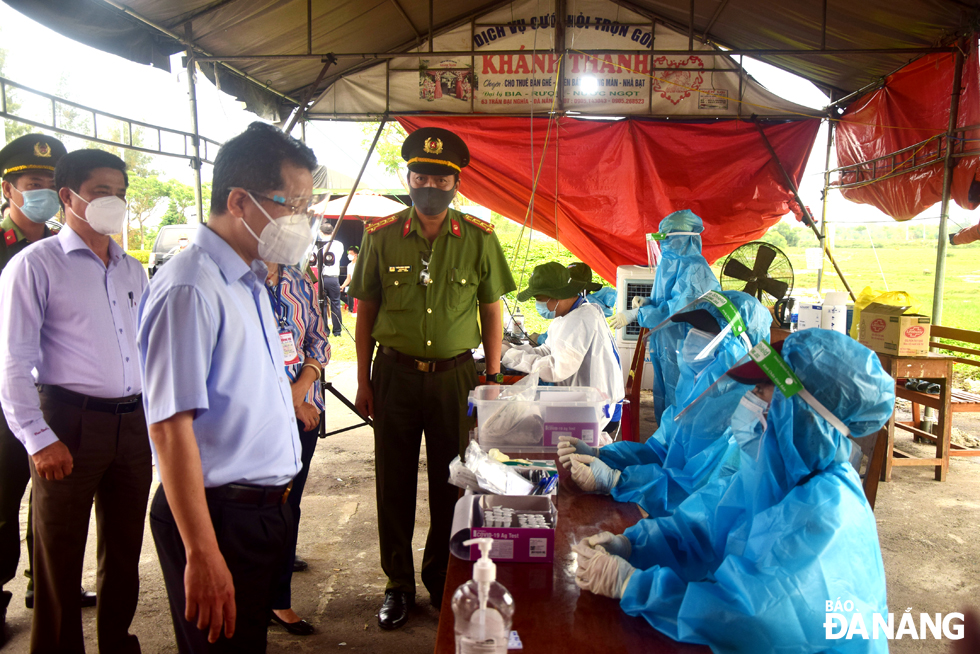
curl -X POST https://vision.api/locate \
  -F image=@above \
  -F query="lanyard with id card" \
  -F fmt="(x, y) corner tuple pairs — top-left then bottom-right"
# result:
(267, 281), (302, 366)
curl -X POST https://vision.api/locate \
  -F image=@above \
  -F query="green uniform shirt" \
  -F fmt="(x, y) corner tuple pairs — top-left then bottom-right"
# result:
(350, 207), (516, 359)
(0, 214), (55, 274)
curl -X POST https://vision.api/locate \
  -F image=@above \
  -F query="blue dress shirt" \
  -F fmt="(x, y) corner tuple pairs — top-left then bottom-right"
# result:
(0, 224), (146, 454)
(138, 225), (300, 487)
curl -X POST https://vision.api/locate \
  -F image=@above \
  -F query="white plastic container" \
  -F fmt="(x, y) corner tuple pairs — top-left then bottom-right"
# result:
(821, 292), (848, 334)
(469, 386), (610, 453)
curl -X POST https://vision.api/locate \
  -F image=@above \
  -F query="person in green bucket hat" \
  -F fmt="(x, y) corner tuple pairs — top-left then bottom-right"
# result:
(506, 262), (625, 438)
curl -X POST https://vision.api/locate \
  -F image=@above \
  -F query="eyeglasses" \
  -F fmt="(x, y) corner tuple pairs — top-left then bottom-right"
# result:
(419, 254), (431, 286)
(248, 191), (313, 216)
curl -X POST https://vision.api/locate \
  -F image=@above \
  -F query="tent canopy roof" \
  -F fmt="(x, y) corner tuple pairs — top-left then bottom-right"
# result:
(7, 0), (975, 119)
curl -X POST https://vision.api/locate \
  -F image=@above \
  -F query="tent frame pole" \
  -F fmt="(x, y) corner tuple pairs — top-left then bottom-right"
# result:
(932, 45), (965, 329)
(316, 117), (387, 436)
(185, 25), (204, 225)
(753, 119), (856, 301)
(817, 100), (834, 293)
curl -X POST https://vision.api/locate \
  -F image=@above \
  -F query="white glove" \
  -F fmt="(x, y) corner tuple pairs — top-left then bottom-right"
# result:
(568, 454), (621, 493)
(557, 437), (596, 469)
(573, 543), (635, 599)
(632, 296), (651, 309)
(582, 531), (632, 559)
(611, 309), (639, 329)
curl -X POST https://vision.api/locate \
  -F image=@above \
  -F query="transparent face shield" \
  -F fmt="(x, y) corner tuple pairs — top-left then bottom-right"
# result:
(675, 342), (855, 455)
(646, 230), (701, 267)
(646, 290), (754, 362)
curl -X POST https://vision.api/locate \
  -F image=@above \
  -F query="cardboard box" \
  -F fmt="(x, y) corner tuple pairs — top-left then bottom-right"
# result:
(857, 303), (931, 356)
(450, 494), (557, 563)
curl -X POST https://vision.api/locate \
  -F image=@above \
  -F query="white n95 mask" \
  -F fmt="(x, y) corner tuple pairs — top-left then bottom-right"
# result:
(70, 189), (127, 235)
(731, 391), (769, 460)
(242, 192), (318, 265)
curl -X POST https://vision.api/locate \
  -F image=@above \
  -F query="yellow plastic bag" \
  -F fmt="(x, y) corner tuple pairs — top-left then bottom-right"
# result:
(850, 287), (920, 340)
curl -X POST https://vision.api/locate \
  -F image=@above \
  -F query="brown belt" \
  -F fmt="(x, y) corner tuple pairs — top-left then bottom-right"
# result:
(205, 482), (292, 507)
(379, 346), (473, 373)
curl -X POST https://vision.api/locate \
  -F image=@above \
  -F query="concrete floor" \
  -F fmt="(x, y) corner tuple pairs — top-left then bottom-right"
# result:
(2, 363), (978, 652)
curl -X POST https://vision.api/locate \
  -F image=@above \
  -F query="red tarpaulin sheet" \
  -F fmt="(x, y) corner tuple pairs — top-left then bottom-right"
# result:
(398, 116), (820, 283)
(835, 45), (980, 221)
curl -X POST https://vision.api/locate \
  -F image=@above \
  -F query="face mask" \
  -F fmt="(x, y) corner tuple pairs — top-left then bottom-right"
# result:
(241, 192), (317, 265)
(681, 328), (715, 368)
(409, 185), (456, 216)
(69, 190), (126, 235)
(536, 299), (556, 320)
(731, 391), (770, 460)
(13, 188), (60, 224)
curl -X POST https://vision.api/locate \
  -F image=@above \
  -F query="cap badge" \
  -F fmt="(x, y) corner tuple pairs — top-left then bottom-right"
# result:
(34, 142), (51, 157)
(423, 137), (443, 155)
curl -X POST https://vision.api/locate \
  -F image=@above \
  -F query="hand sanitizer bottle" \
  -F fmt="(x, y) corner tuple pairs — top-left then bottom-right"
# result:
(453, 538), (515, 654)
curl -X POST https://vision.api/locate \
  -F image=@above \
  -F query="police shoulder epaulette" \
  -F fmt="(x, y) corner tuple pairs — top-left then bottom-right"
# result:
(462, 214), (494, 234)
(365, 214), (400, 235)
(3, 229), (16, 246)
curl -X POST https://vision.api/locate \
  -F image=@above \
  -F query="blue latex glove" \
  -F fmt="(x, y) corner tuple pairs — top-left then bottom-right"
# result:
(569, 454), (621, 493)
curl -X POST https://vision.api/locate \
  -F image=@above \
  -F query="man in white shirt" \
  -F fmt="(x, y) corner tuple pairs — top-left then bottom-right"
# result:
(318, 222), (344, 337)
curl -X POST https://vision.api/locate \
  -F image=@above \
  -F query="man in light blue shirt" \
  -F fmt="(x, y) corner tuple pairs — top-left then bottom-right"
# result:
(0, 149), (151, 653)
(139, 122), (318, 653)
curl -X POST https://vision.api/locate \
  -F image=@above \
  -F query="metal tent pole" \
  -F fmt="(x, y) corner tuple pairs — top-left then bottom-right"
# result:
(818, 112), (835, 293)
(317, 117), (387, 438)
(185, 26), (204, 224)
(932, 46), (965, 329)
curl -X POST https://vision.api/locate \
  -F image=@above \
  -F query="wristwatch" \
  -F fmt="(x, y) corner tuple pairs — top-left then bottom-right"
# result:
(487, 372), (504, 384)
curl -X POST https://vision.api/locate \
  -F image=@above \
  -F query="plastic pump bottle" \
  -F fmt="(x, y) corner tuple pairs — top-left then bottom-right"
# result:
(453, 538), (515, 653)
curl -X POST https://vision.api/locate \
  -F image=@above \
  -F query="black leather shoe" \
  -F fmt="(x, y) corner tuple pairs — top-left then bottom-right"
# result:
(26, 587), (95, 609)
(377, 590), (413, 630)
(270, 613), (315, 636)
(292, 556), (309, 573)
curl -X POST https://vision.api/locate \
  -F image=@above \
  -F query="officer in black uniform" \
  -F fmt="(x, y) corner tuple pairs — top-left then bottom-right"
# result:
(0, 134), (93, 640)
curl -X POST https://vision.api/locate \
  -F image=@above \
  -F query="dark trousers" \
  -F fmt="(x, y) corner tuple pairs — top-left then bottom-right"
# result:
(272, 418), (320, 610)
(371, 349), (476, 599)
(0, 411), (31, 592)
(321, 276), (343, 336)
(150, 486), (292, 654)
(30, 393), (152, 654)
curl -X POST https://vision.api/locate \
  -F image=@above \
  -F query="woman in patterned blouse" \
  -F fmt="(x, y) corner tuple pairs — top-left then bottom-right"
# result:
(265, 261), (331, 636)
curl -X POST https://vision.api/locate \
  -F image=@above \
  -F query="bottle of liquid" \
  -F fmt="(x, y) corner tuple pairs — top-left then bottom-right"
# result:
(453, 538), (515, 654)
(789, 298), (799, 332)
(512, 306), (524, 336)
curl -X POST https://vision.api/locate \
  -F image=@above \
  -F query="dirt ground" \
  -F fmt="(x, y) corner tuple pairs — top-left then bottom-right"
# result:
(1, 362), (978, 652)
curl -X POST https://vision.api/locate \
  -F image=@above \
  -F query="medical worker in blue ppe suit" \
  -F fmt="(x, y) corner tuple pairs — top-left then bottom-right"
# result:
(573, 330), (894, 654)
(560, 290), (772, 516)
(611, 210), (720, 422)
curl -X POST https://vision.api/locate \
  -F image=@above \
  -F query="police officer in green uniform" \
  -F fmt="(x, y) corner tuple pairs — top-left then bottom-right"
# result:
(0, 134), (85, 637)
(350, 127), (515, 630)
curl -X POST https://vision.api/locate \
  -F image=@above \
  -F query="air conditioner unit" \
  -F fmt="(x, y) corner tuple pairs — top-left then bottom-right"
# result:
(615, 265), (656, 390)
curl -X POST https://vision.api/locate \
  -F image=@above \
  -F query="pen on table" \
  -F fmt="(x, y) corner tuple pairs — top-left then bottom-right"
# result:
(542, 474), (559, 495)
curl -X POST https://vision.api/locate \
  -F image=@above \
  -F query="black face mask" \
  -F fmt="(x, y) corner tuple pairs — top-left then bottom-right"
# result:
(409, 186), (456, 216)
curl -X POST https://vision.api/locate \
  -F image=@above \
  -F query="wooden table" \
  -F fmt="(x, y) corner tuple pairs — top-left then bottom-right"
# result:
(434, 460), (710, 654)
(876, 352), (954, 482)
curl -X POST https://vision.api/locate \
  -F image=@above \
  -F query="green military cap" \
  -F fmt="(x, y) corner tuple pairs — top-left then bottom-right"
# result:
(401, 127), (470, 175)
(517, 261), (587, 301)
(566, 261), (603, 293)
(0, 134), (67, 179)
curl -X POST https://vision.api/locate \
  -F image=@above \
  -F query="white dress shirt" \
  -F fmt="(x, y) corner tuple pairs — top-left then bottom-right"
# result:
(0, 224), (147, 454)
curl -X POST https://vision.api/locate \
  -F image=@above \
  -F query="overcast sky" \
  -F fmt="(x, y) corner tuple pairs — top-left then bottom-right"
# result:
(0, 2), (975, 233)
